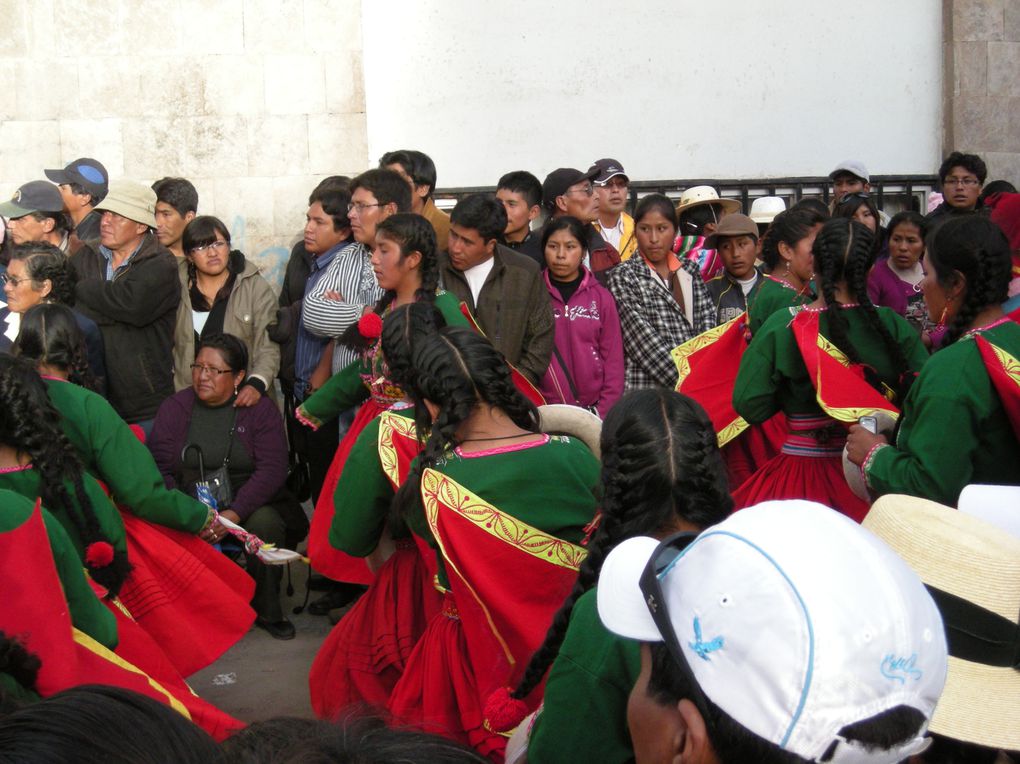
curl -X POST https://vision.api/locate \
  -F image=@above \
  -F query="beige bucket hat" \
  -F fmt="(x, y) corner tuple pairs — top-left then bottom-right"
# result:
(538, 404), (602, 459)
(863, 494), (1020, 751)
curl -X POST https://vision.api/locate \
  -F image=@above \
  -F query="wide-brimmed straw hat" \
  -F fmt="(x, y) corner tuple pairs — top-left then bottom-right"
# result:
(863, 494), (1020, 750)
(538, 404), (602, 459)
(674, 185), (741, 216)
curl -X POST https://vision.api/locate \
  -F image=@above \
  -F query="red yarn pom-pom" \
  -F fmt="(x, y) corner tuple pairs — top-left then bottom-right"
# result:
(358, 313), (383, 340)
(85, 541), (115, 568)
(483, 686), (529, 733)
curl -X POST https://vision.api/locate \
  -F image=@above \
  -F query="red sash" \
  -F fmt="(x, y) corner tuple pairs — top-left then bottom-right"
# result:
(791, 310), (900, 422)
(458, 302), (546, 406)
(671, 314), (750, 446)
(975, 335), (1020, 442)
(421, 468), (585, 706)
(377, 409), (419, 491)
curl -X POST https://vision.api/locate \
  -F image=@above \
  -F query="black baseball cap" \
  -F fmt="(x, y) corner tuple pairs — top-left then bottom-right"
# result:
(542, 166), (600, 210)
(44, 157), (109, 202)
(592, 158), (628, 185)
(0, 180), (65, 219)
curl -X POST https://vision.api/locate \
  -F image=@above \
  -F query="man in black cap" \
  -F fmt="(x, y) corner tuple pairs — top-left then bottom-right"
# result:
(44, 157), (109, 252)
(592, 158), (637, 261)
(0, 181), (71, 251)
(520, 167), (620, 281)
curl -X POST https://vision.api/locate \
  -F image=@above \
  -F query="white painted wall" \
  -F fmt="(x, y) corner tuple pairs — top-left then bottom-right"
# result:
(362, 0), (943, 187)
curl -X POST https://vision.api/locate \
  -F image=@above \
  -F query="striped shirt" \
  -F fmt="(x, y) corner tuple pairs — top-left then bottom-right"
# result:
(293, 242), (345, 401)
(301, 241), (384, 373)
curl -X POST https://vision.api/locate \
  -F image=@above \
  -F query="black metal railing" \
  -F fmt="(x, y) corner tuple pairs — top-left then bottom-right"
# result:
(435, 174), (939, 215)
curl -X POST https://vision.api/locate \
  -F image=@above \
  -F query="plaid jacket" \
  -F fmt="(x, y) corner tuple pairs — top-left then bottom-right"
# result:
(607, 255), (717, 389)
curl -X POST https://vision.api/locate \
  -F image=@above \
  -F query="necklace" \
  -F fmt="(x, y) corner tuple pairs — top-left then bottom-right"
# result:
(459, 432), (535, 443)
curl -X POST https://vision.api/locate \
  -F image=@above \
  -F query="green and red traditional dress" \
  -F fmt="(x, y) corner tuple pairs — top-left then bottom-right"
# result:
(308, 404), (445, 719)
(862, 318), (1020, 505)
(0, 492), (243, 740)
(297, 291), (468, 584)
(733, 304), (929, 521)
(43, 376), (256, 677)
(386, 435), (600, 761)
(746, 273), (814, 335)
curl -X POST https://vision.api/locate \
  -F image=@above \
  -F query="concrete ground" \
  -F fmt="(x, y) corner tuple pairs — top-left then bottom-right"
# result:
(188, 560), (339, 722)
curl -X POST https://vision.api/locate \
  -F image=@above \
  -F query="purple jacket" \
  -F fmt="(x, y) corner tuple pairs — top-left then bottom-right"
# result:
(538, 268), (625, 417)
(148, 389), (288, 521)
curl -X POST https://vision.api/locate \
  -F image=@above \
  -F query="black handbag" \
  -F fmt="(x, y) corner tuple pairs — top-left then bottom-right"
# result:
(183, 411), (237, 510)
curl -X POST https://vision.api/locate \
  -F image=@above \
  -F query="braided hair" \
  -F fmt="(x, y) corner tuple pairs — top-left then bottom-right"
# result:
(379, 302), (447, 391)
(9, 242), (77, 306)
(0, 631), (41, 712)
(0, 356), (129, 597)
(928, 216), (1012, 347)
(812, 218), (916, 402)
(13, 303), (99, 392)
(760, 208), (827, 272)
(392, 327), (539, 523)
(506, 389), (732, 708)
(340, 213), (440, 352)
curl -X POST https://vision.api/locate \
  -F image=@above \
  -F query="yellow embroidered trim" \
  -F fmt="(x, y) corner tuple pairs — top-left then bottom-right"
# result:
(814, 334), (899, 423)
(987, 342), (1020, 387)
(71, 628), (191, 719)
(717, 416), (749, 447)
(377, 411), (417, 487)
(671, 315), (744, 389)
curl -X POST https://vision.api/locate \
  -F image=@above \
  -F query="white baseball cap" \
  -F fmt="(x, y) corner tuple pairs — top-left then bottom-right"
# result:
(597, 500), (947, 764)
(749, 196), (787, 224)
(829, 160), (870, 182)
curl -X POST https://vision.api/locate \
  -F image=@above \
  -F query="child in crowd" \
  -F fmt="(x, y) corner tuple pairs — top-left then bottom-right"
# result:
(704, 213), (763, 324)
(538, 216), (624, 416)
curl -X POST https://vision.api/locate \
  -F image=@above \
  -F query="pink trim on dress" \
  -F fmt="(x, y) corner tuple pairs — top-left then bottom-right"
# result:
(40, 374), (68, 382)
(454, 434), (551, 459)
(294, 407), (321, 431)
(964, 316), (1013, 337)
(0, 462), (33, 474)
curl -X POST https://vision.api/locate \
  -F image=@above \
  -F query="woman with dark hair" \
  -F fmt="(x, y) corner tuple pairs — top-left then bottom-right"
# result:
(848, 216), (1020, 505)
(385, 326), (600, 759)
(486, 389), (732, 762)
(296, 213), (469, 588)
(607, 194), (717, 389)
(172, 215), (280, 406)
(0, 242), (105, 391)
(15, 303), (258, 675)
(538, 215), (624, 415)
(310, 304), (449, 718)
(149, 333), (295, 639)
(867, 211), (932, 337)
(747, 207), (825, 334)
(832, 191), (882, 238)
(734, 218), (928, 521)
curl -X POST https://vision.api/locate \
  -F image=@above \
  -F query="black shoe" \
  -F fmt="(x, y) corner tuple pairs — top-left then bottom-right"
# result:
(255, 617), (296, 640)
(307, 585), (366, 616)
(307, 574), (335, 592)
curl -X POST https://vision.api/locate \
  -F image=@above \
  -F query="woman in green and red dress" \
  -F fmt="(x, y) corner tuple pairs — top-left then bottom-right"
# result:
(386, 327), (600, 760)
(847, 215), (1020, 505)
(309, 303), (446, 719)
(296, 214), (469, 586)
(733, 218), (929, 521)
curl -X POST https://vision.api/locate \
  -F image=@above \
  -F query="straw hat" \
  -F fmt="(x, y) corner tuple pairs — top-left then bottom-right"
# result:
(674, 185), (741, 216)
(863, 494), (1020, 750)
(538, 404), (602, 459)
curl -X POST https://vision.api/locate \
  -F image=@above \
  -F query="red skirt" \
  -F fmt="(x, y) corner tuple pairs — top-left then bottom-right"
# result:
(387, 592), (507, 762)
(309, 542), (441, 719)
(721, 413), (786, 489)
(732, 414), (869, 523)
(307, 400), (387, 584)
(117, 513), (256, 676)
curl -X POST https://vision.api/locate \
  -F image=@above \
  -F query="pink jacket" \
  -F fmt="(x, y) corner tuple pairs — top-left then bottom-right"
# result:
(539, 268), (625, 417)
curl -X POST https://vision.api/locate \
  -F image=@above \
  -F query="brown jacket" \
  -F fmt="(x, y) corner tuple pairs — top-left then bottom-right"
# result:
(422, 198), (451, 252)
(439, 244), (554, 383)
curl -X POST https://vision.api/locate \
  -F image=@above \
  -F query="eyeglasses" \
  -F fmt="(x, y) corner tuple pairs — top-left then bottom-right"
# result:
(347, 202), (383, 213)
(0, 274), (30, 288)
(638, 531), (717, 733)
(565, 184), (594, 197)
(190, 363), (234, 377)
(189, 240), (229, 255)
(943, 177), (980, 187)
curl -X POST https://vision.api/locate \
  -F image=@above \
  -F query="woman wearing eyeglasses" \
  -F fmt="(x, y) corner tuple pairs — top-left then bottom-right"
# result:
(171, 216), (280, 407)
(149, 333), (299, 639)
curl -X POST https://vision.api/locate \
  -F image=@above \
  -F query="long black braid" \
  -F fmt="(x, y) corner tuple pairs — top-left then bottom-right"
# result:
(0, 632), (41, 708)
(13, 303), (100, 393)
(380, 302), (448, 391)
(340, 213), (440, 352)
(813, 218), (917, 402)
(391, 327), (539, 526)
(928, 216), (1012, 347)
(0, 356), (130, 597)
(507, 390), (732, 707)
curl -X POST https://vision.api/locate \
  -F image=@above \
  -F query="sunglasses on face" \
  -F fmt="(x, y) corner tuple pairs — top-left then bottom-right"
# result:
(837, 191), (871, 205)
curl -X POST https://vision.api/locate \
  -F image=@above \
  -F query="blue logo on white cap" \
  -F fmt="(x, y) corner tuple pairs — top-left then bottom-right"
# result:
(880, 653), (922, 684)
(689, 617), (724, 661)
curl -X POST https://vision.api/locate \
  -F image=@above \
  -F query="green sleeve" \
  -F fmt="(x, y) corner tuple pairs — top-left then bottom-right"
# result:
(42, 508), (118, 650)
(733, 321), (783, 424)
(883, 308), (930, 373)
(296, 359), (369, 428)
(79, 392), (209, 533)
(329, 417), (392, 557)
(436, 291), (471, 328)
(528, 590), (639, 764)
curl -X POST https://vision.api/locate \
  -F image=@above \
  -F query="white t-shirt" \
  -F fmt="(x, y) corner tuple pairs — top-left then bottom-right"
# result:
(463, 257), (495, 306)
(737, 272), (759, 297)
(598, 215), (624, 250)
(193, 310), (210, 336)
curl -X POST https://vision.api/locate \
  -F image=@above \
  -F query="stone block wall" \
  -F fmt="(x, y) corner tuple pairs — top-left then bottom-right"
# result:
(945, 0), (1020, 186)
(0, 0), (368, 288)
